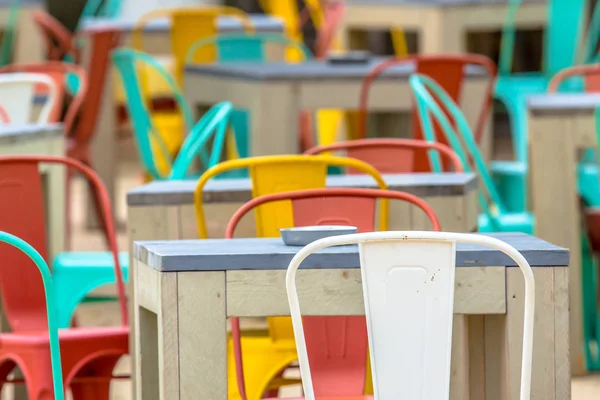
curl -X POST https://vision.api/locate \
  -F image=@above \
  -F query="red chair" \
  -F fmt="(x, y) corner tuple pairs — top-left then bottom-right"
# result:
(548, 63), (600, 92)
(33, 12), (121, 246)
(358, 55), (497, 171)
(226, 188), (440, 399)
(0, 62), (88, 133)
(32, 11), (81, 62)
(304, 138), (464, 174)
(0, 155), (128, 398)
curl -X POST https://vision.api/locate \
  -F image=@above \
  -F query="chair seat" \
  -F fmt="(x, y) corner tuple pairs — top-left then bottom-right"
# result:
(478, 211), (534, 234)
(0, 326), (129, 347)
(53, 251), (129, 276)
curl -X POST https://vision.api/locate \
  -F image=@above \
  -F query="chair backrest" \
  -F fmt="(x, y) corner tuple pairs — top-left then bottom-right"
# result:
(499, 0), (588, 76)
(0, 62), (88, 132)
(0, 73), (57, 124)
(185, 32), (312, 64)
(548, 63), (600, 93)
(113, 49), (233, 179)
(0, 0), (20, 67)
(286, 231), (535, 400)
(194, 155), (388, 238)
(358, 55), (497, 172)
(226, 188), (440, 398)
(0, 231), (65, 399)
(409, 73), (507, 230)
(0, 155), (128, 331)
(314, 1), (345, 58)
(304, 138), (464, 174)
(32, 10), (79, 62)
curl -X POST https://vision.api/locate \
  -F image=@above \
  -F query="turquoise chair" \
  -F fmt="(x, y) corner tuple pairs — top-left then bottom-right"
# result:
(0, 0), (20, 66)
(112, 48), (236, 180)
(409, 73), (534, 233)
(185, 33), (313, 159)
(492, 0), (599, 214)
(0, 231), (65, 400)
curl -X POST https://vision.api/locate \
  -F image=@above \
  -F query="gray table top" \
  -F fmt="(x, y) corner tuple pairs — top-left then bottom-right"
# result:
(127, 172), (478, 206)
(0, 124), (62, 142)
(185, 57), (488, 81)
(0, 0), (41, 5)
(134, 232), (569, 272)
(528, 93), (600, 115)
(81, 14), (283, 33)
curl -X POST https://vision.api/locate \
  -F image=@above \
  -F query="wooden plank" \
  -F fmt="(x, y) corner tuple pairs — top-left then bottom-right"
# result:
(226, 267), (506, 316)
(529, 111), (584, 374)
(468, 315), (486, 400)
(553, 267), (571, 400)
(177, 271), (227, 399)
(158, 272), (180, 400)
(450, 315), (470, 400)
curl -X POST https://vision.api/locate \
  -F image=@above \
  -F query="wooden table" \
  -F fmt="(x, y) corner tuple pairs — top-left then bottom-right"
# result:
(0, 124), (65, 260)
(79, 14), (284, 229)
(133, 232), (570, 400)
(529, 93), (600, 375)
(184, 58), (493, 160)
(341, 0), (546, 54)
(0, 0), (44, 63)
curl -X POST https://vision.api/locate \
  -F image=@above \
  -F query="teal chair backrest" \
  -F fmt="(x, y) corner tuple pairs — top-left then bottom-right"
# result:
(112, 48), (233, 180)
(185, 32), (313, 63)
(80, 0), (122, 22)
(409, 73), (506, 229)
(499, 0), (589, 76)
(0, 0), (21, 67)
(0, 231), (64, 399)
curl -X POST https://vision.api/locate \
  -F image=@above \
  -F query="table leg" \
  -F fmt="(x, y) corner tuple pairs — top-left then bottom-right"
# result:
(135, 263), (180, 400)
(177, 271), (227, 398)
(529, 113), (583, 374)
(491, 267), (570, 400)
(13, 6), (44, 63)
(247, 82), (300, 156)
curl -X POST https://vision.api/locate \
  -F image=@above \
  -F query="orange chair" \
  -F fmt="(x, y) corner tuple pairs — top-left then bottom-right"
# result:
(548, 63), (600, 92)
(358, 55), (497, 171)
(304, 138), (464, 173)
(0, 155), (128, 398)
(194, 155), (387, 400)
(32, 11), (81, 62)
(226, 188), (440, 399)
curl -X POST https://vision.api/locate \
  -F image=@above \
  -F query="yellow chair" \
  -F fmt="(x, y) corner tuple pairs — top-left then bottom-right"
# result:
(127, 6), (251, 178)
(194, 155), (387, 400)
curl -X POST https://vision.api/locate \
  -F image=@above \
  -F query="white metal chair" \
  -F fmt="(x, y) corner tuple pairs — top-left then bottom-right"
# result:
(286, 231), (535, 400)
(0, 73), (57, 124)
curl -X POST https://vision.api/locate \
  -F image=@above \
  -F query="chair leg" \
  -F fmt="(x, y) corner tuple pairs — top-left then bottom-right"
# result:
(21, 356), (56, 400)
(69, 355), (122, 400)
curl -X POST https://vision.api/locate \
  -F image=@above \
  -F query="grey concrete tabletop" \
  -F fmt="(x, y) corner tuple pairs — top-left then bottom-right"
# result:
(185, 56), (488, 81)
(134, 232), (569, 272)
(80, 14), (284, 33)
(528, 93), (600, 114)
(127, 172), (478, 206)
(0, 124), (63, 142)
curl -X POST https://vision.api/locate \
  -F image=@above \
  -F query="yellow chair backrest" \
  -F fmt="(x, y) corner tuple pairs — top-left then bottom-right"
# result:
(194, 155), (388, 239)
(171, 7), (252, 83)
(194, 155), (388, 343)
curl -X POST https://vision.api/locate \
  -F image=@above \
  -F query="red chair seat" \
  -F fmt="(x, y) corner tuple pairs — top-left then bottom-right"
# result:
(265, 396), (374, 399)
(0, 326), (128, 347)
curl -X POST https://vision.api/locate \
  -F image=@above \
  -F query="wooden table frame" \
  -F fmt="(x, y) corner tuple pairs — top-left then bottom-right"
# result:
(184, 59), (493, 161)
(126, 172), (478, 399)
(529, 93), (600, 375)
(79, 15), (284, 229)
(0, 124), (65, 260)
(133, 232), (570, 400)
(340, 0), (546, 54)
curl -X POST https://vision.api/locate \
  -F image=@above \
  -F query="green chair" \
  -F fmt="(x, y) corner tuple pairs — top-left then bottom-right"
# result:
(0, 231), (64, 399)
(186, 33), (313, 159)
(409, 73), (534, 234)
(112, 48), (236, 180)
(492, 0), (600, 214)
(0, 0), (20, 66)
